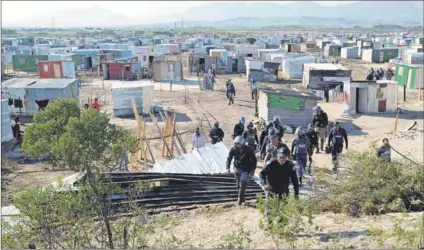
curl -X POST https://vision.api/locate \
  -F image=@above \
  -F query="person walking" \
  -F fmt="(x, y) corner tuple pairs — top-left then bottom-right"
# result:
(233, 117), (245, 139)
(376, 138), (391, 162)
(312, 106), (328, 152)
(11, 117), (23, 151)
(307, 124), (319, 156)
(250, 77), (257, 100)
(291, 128), (312, 185)
(209, 122), (225, 145)
(269, 116), (285, 142)
(226, 80), (236, 105)
(264, 135), (290, 163)
(192, 127), (206, 150)
(260, 150), (299, 200)
(327, 121), (348, 171)
(259, 122), (273, 160)
(242, 121), (259, 151)
(226, 136), (257, 205)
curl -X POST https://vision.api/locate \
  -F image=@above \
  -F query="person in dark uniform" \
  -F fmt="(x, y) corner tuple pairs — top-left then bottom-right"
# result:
(291, 128), (312, 186)
(264, 135), (290, 163)
(242, 121), (259, 151)
(259, 122), (273, 159)
(307, 124), (319, 156)
(327, 121), (348, 171)
(226, 80), (236, 105)
(233, 117), (245, 139)
(312, 106), (329, 152)
(209, 122), (225, 144)
(268, 116), (285, 141)
(260, 150), (299, 200)
(226, 136), (257, 205)
(11, 117), (23, 151)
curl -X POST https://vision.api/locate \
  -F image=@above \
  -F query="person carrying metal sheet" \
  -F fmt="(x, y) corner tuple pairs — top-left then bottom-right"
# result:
(260, 150), (299, 200)
(327, 121), (348, 171)
(242, 121), (259, 151)
(291, 127), (312, 186)
(209, 122), (225, 145)
(226, 136), (257, 205)
(233, 117), (245, 139)
(312, 106), (328, 152)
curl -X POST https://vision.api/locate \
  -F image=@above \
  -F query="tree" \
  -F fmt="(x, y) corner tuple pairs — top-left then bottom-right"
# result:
(21, 99), (80, 165)
(247, 37), (256, 45)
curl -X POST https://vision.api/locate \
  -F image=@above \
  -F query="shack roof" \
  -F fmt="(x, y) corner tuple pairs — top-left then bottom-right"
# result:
(2, 78), (37, 89)
(304, 63), (349, 71)
(258, 86), (322, 100)
(111, 80), (153, 90)
(25, 79), (78, 89)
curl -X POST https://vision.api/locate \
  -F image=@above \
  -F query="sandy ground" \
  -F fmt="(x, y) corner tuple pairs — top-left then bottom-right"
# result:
(164, 204), (422, 249)
(1, 59), (423, 248)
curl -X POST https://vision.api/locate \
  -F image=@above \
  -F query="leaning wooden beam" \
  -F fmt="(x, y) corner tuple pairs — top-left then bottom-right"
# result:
(150, 113), (174, 158)
(170, 112), (183, 156)
(203, 113), (212, 128)
(174, 127), (187, 154)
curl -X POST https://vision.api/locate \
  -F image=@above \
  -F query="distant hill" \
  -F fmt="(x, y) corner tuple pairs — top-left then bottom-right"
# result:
(3, 1), (423, 28)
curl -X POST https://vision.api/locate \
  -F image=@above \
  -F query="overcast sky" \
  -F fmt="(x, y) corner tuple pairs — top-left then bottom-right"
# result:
(2, 1), (356, 25)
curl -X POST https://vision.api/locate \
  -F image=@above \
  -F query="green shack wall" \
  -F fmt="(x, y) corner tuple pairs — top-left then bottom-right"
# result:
(395, 64), (418, 89)
(12, 55), (48, 72)
(268, 93), (305, 110)
(372, 49), (399, 63)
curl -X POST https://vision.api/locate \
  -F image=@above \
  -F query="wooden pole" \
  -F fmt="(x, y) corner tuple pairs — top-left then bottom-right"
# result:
(150, 113), (174, 158)
(419, 87), (422, 102)
(394, 108), (400, 132)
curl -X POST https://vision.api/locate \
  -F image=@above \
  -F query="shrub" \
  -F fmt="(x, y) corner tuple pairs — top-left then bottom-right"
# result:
(311, 148), (424, 216)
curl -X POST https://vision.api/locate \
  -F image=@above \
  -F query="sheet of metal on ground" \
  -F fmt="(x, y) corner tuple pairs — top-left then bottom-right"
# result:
(98, 172), (264, 213)
(149, 142), (235, 174)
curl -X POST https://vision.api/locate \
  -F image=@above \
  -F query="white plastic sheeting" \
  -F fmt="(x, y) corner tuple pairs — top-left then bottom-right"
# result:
(149, 142), (235, 174)
(1, 99), (13, 143)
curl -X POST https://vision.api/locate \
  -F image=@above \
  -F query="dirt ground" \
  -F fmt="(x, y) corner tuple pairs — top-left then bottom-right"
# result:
(2, 58), (423, 248)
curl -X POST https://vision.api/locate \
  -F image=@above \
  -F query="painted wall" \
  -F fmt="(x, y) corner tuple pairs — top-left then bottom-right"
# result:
(12, 55), (49, 72)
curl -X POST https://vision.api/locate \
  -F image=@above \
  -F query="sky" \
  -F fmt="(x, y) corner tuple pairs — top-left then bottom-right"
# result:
(2, 1), (356, 25)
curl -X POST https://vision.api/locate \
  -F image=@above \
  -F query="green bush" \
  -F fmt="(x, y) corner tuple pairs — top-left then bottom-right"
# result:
(311, 149), (424, 216)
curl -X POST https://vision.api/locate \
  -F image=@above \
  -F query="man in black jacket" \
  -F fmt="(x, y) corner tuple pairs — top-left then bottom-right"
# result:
(233, 117), (245, 139)
(307, 124), (319, 155)
(226, 136), (257, 205)
(264, 135), (290, 163)
(260, 150), (299, 200)
(209, 122), (225, 144)
(327, 121), (348, 171)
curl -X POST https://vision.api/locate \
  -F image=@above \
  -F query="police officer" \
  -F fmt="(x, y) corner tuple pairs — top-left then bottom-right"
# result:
(259, 122), (273, 159)
(242, 121), (259, 151)
(226, 136), (257, 205)
(260, 150), (299, 200)
(291, 127), (312, 186)
(233, 117), (245, 139)
(312, 106), (329, 152)
(269, 116), (285, 141)
(327, 121), (348, 171)
(209, 122), (225, 145)
(307, 124), (319, 155)
(226, 79), (236, 105)
(264, 135), (290, 163)
(376, 138), (391, 162)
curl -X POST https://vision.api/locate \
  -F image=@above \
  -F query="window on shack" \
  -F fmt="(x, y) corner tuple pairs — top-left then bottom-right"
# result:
(168, 63), (174, 71)
(43, 64), (48, 72)
(125, 65), (131, 72)
(376, 87), (386, 99)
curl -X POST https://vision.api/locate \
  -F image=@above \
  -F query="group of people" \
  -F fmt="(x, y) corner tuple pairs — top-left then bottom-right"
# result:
(366, 67), (394, 81)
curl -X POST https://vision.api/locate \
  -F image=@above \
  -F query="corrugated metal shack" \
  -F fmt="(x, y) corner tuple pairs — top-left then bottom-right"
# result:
(152, 60), (183, 82)
(257, 87), (321, 128)
(111, 80), (154, 117)
(302, 63), (351, 90)
(1, 78), (79, 116)
(362, 48), (399, 63)
(341, 47), (359, 59)
(187, 54), (216, 74)
(245, 59), (279, 83)
(38, 60), (76, 78)
(1, 99), (13, 143)
(12, 55), (49, 72)
(395, 63), (424, 89)
(102, 61), (141, 80)
(343, 80), (398, 114)
(324, 44), (342, 57)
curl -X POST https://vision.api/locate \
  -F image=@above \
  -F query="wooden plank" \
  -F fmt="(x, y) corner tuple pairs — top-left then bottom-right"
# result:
(174, 127), (187, 154)
(170, 112), (182, 156)
(150, 113), (174, 158)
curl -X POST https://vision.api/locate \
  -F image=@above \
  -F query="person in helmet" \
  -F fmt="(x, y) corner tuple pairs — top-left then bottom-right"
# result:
(242, 121), (259, 151)
(291, 127), (312, 186)
(312, 106), (329, 152)
(209, 122), (225, 144)
(259, 122), (274, 159)
(226, 136), (257, 205)
(264, 135), (290, 163)
(307, 124), (319, 155)
(327, 121), (348, 171)
(269, 116), (285, 141)
(233, 117), (245, 139)
(226, 80), (236, 105)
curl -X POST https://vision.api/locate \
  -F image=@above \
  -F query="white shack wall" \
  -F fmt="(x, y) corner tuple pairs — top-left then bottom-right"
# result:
(257, 91), (269, 123)
(386, 84), (398, 112)
(367, 85), (378, 113)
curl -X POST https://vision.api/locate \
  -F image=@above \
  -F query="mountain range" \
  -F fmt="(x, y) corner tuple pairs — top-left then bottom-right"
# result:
(3, 1), (423, 28)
